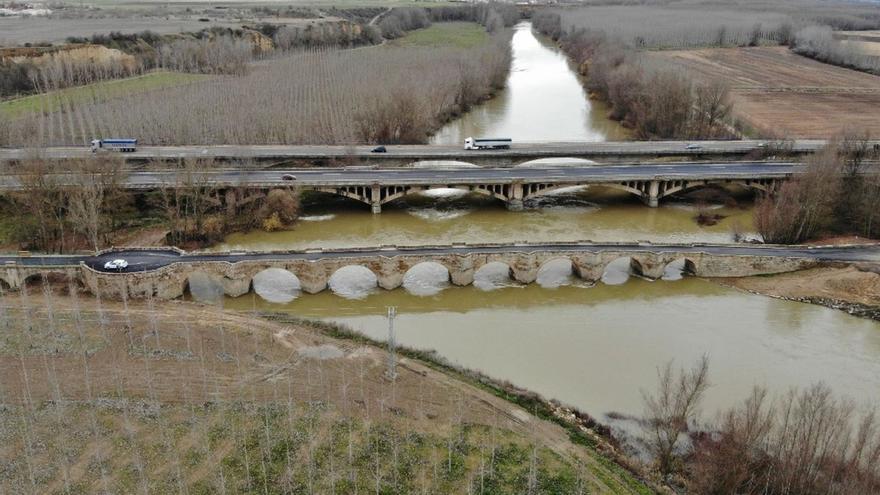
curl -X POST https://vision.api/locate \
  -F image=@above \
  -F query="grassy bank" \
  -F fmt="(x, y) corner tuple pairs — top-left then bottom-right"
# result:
(264, 313), (656, 495)
(387, 21), (489, 48)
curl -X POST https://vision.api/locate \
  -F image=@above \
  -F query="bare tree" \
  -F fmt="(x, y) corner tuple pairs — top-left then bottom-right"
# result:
(641, 355), (710, 476)
(66, 155), (126, 251)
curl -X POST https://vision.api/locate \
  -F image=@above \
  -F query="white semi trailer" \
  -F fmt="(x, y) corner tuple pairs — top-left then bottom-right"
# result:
(90, 138), (138, 152)
(464, 137), (512, 150)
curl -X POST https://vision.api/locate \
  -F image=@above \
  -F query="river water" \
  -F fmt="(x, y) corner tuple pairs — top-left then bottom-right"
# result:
(208, 23), (880, 424)
(431, 22), (628, 143)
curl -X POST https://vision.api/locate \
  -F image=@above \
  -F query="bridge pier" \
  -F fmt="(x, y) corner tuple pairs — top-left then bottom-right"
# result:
(506, 182), (525, 211)
(647, 181), (660, 208)
(371, 183), (382, 214)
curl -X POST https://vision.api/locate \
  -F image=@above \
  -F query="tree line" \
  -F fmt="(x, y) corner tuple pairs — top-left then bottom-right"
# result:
(3, 157), (301, 252)
(755, 131), (880, 243)
(639, 356), (880, 494)
(533, 12), (734, 140)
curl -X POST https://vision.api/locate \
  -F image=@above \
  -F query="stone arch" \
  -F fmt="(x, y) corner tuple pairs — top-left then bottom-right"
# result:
(470, 184), (512, 203)
(0, 276), (11, 292)
(379, 185), (427, 205)
(252, 268), (301, 303)
(661, 258), (697, 281)
(601, 256), (640, 285)
(314, 186), (373, 206)
(536, 257), (575, 288)
(23, 271), (71, 288)
(596, 181), (651, 201)
(522, 183), (589, 201)
(402, 261), (451, 296)
(185, 271), (225, 304)
(328, 265), (378, 299)
(657, 180), (709, 199)
(473, 261), (515, 291)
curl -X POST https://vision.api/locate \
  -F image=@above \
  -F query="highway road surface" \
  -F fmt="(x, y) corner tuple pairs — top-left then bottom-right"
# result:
(0, 162), (804, 190)
(0, 140), (848, 163)
(2, 243), (878, 273)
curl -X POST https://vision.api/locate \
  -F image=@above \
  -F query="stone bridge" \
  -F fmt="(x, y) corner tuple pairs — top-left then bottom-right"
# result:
(0, 246), (824, 300)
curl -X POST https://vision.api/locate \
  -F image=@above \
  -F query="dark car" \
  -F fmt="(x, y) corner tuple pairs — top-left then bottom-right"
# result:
(281, 174), (297, 181)
(371, 145), (387, 153)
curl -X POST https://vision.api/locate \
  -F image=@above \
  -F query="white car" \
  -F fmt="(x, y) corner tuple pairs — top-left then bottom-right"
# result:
(685, 143), (702, 150)
(104, 259), (129, 271)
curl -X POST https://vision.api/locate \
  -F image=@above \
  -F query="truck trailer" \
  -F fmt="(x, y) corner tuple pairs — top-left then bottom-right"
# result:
(464, 137), (512, 150)
(90, 138), (137, 153)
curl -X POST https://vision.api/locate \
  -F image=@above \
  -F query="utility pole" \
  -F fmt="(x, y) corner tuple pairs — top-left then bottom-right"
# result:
(385, 306), (397, 381)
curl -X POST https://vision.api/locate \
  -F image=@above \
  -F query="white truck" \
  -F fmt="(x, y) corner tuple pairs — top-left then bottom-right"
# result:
(90, 138), (137, 153)
(464, 137), (512, 150)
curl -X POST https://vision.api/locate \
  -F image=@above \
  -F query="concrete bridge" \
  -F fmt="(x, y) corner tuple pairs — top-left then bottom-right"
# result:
(1, 243), (877, 300)
(0, 140), (854, 167)
(0, 162), (794, 210)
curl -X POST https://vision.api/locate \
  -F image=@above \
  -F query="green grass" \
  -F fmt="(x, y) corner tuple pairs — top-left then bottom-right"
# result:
(388, 21), (488, 49)
(0, 71), (210, 119)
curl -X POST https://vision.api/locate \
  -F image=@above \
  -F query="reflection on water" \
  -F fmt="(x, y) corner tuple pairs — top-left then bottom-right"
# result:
(216, 189), (756, 252)
(223, 278), (880, 421)
(431, 22), (628, 144)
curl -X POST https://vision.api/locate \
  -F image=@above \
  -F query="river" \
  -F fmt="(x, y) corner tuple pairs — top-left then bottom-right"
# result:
(207, 23), (880, 425)
(431, 22), (628, 143)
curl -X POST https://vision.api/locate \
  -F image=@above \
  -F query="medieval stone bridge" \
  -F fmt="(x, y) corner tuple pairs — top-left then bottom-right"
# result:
(1, 243), (877, 300)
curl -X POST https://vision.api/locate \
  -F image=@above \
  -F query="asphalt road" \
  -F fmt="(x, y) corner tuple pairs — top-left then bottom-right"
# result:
(2, 243), (878, 273)
(0, 140), (839, 162)
(0, 162), (803, 190)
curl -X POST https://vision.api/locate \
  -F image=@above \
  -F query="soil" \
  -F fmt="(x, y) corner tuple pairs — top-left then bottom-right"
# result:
(718, 265), (880, 320)
(647, 46), (880, 138)
(0, 293), (648, 493)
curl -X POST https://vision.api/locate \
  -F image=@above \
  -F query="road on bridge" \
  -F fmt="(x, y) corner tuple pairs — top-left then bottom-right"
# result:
(0, 139), (839, 163)
(0, 162), (804, 190)
(2, 243), (878, 273)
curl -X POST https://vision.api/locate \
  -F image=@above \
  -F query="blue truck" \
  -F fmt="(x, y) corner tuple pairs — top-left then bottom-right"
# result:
(90, 138), (137, 153)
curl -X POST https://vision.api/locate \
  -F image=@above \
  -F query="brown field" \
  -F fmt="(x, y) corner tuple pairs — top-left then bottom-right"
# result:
(648, 46), (880, 138)
(0, 290), (646, 493)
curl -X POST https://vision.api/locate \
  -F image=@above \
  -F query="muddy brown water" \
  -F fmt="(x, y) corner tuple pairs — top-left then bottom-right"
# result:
(200, 23), (880, 427)
(430, 22), (628, 144)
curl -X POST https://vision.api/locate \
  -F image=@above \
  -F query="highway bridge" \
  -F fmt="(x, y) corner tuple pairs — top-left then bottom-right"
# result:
(0, 161), (797, 210)
(1, 242), (877, 299)
(0, 139), (853, 166)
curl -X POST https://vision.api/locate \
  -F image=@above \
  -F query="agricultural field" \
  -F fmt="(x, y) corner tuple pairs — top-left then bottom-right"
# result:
(386, 21), (488, 49)
(0, 291), (647, 494)
(646, 46), (880, 138)
(0, 16), (252, 45)
(0, 71), (210, 119)
(1, 28), (512, 146)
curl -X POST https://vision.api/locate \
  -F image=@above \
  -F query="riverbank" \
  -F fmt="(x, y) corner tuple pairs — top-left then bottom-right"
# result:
(718, 264), (880, 321)
(0, 292), (652, 494)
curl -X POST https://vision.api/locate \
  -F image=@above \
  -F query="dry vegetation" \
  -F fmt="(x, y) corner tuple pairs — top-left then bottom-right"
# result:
(533, 13), (734, 139)
(2, 33), (512, 147)
(0, 285), (649, 494)
(647, 46), (880, 138)
(637, 358), (880, 494)
(754, 132), (880, 243)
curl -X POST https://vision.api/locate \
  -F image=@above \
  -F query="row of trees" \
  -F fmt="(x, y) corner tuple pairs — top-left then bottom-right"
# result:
(3, 157), (301, 252)
(793, 25), (880, 76)
(641, 357), (880, 494)
(534, 12), (734, 140)
(755, 131), (880, 243)
(2, 32), (512, 147)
